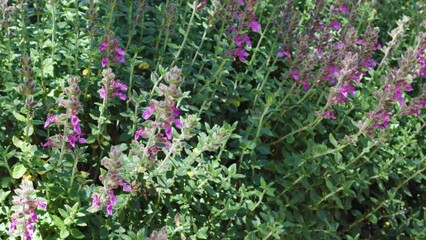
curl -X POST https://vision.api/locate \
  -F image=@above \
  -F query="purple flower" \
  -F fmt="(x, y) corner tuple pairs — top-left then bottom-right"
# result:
(106, 203), (113, 215)
(248, 20), (261, 32)
(44, 114), (57, 128)
(112, 80), (128, 100)
(371, 111), (392, 130)
(115, 54), (125, 63)
(92, 195), (101, 208)
(134, 127), (144, 141)
(301, 79), (309, 91)
(290, 69), (300, 81)
(99, 86), (107, 99)
(105, 191), (117, 215)
(331, 20), (342, 30)
(173, 107), (180, 116)
(30, 210), (38, 222)
(174, 119), (183, 129)
(277, 50), (289, 58)
(114, 47), (125, 56)
(321, 110), (336, 119)
(101, 56), (108, 68)
(393, 87), (406, 105)
(43, 139), (56, 148)
(339, 4), (350, 15)
(317, 47), (323, 59)
(233, 47), (249, 62)
(235, 34), (251, 47)
(142, 102), (156, 120)
(99, 41), (107, 51)
(363, 58), (377, 71)
(336, 42), (344, 50)
(37, 200), (47, 210)
(236, 0), (243, 5)
(9, 219), (16, 233)
(120, 182), (132, 192)
(71, 114), (81, 135)
(164, 124), (172, 140)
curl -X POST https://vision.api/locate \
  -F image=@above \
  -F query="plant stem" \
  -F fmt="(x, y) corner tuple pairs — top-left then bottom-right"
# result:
(171, 1), (197, 67)
(68, 152), (80, 193)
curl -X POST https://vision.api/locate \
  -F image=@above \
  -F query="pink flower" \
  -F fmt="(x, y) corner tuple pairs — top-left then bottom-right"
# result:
(290, 69), (300, 81)
(317, 47), (323, 59)
(248, 20), (261, 32)
(363, 58), (377, 71)
(43, 139), (56, 148)
(164, 123), (172, 140)
(92, 195), (101, 208)
(142, 102), (156, 120)
(277, 50), (289, 58)
(235, 34), (251, 47)
(331, 20), (342, 30)
(115, 55), (125, 63)
(301, 79), (309, 91)
(9, 219), (16, 233)
(71, 114), (81, 135)
(336, 42), (344, 50)
(371, 111), (392, 130)
(101, 56), (108, 68)
(37, 200), (47, 210)
(99, 86), (107, 99)
(174, 119), (183, 129)
(233, 48), (249, 62)
(339, 4), (350, 15)
(99, 41), (107, 51)
(321, 110), (336, 119)
(44, 114), (57, 128)
(120, 182), (132, 192)
(134, 127), (144, 141)
(114, 47), (125, 56)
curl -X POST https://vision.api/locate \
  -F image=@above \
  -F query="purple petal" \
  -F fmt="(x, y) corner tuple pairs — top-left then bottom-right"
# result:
(249, 20), (261, 32)
(101, 56), (108, 68)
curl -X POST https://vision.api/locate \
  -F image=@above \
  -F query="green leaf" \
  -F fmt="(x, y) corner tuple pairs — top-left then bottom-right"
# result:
(369, 214), (378, 224)
(60, 229), (70, 239)
(70, 228), (85, 239)
(51, 215), (67, 230)
(196, 227), (208, 239)
(12, 111), (26, 122)
(43, 58), (55, 77)
(329, 133), (338, 147)
(12, 164), (27, 179)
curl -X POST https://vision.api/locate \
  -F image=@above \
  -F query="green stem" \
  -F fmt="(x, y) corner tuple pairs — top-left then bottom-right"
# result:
(68, 152), (80, 193)
(171, 1), (197, 67)
(58, 125), (69, 168)
(50, 1), (56, 59)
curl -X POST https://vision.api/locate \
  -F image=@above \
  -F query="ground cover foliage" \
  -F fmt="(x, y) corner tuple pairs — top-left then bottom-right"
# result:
(0, 0), (425, 239)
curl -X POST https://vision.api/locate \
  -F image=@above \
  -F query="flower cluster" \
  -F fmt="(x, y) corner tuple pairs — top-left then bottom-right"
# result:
(416, 34), (426, 78)
(18, 53), (36, 108)
(228, 0), (261, 62)
(99, 33), (126, 68)
(0, 0), (17, 32)
(91, 147), (132, 215)
(44, 77), (86, 148)
(133, 67), (185, 159)
(276, 2), (380, 119)
(9, 181), (47, 240)
(146, 226), (167, 240)
(99, 68), (127, 101)
(365, 47), (420, 133)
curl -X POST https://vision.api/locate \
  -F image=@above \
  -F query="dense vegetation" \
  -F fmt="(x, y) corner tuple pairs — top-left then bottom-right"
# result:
(0, 0), (425, 239)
